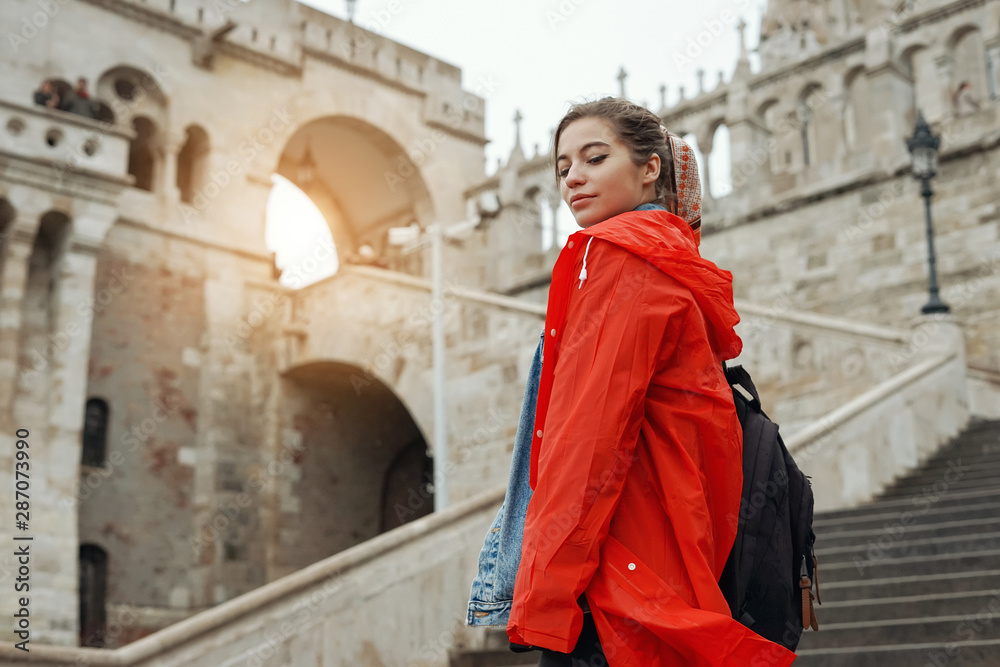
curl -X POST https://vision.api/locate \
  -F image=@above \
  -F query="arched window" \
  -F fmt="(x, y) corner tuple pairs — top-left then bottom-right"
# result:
(950, 27), (989, 115)
(128, 117), (157, 192)
(905, 45), (940, 123)
(177, 125), (210, 204)
(82, 398), (109, 467)
(708, 123), (732, 199)
(79, 544), (108, 647)
(843, 68), (867, 154)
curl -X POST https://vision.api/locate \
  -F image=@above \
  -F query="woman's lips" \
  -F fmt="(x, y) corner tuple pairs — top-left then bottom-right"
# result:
(571, 195), (595, 209)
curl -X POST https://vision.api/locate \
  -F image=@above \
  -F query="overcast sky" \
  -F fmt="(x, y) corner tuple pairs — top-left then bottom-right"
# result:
(299, 0), (769, 170)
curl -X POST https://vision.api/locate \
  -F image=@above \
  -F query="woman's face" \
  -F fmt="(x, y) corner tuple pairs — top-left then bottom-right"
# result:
(556, 117), (659, 228)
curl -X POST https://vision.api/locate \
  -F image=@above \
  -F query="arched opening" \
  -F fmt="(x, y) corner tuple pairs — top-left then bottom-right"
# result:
(843, 67), (867, 154)
(266, 175), (338, 288)
(17, 211), (70, 386)
(904, 44), (939, 122)
(79, 544), (108, 647)
(950, 26), (989, 115)
(127, 117), (157, 192)
(177, 125), (210, 204)
(274, 116), (435, 279)
(0, 198), (14, 270)
(379, 437), (434, 532)
(536, 191), (558, 252)
(708, 123), (732, 199)
(93, 102), (115, 125)
(277, 361), (431, 572)
(96, 65), (168, 123)
(82, 398), (109, 467)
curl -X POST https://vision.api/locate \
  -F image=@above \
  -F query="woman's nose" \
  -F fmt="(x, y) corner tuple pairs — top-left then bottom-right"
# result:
(564, 165), (585, 188)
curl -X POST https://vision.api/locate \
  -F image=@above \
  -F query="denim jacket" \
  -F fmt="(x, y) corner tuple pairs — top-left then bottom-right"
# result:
(466, 330), (543, 626)
(466, 203), (668, 628)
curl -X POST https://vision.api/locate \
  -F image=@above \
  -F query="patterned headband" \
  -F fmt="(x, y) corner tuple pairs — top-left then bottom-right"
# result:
(662, 130), (702, 246)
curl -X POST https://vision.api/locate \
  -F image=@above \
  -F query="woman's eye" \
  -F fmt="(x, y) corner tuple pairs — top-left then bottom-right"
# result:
(588, 155), (608, 164)
(558, 168), (569, 178)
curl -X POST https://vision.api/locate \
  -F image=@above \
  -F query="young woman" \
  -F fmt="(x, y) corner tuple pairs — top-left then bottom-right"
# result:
(467, 97), (796, 666)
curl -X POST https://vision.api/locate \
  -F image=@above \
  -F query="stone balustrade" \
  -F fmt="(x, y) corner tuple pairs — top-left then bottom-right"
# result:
(786, 319), (969, 510)
(0, 99), (132, 184)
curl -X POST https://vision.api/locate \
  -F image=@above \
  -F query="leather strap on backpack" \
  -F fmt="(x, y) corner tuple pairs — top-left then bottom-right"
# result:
(800, 575), (819, 631)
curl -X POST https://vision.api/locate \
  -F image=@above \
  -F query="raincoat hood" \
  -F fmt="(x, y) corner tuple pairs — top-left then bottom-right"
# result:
(581, 208), (743, 361)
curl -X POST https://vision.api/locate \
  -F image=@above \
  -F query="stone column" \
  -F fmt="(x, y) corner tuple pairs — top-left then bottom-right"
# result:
(698, 129), (715, 207)
(864, 26), (915, 170)
(0, 211), (42, 429)
(33, 234), (104, 645)
(0, 208), (42, 647)
(159, 130), (186, 205)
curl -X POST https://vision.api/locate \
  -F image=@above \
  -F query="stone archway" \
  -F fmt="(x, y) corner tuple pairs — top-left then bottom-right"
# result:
(272, 115), (436, 276)
(274, 360), (432, 575)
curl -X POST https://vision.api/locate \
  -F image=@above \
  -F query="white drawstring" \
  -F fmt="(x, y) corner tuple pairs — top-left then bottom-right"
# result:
(578, 237), (594, 289)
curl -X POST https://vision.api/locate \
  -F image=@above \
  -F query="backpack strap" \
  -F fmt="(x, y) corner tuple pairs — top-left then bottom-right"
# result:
(723, 363), (762, 412)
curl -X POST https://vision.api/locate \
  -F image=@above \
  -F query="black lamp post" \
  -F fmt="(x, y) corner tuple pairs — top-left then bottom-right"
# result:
(905, 112), (950, 314)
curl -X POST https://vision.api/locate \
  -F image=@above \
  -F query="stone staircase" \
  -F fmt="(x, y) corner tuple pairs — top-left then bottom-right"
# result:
(451, 419), (1000, 666)
(795, 417), (1000, 666)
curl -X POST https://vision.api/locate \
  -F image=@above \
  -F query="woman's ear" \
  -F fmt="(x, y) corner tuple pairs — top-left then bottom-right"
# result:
(643, 153), (661, 185)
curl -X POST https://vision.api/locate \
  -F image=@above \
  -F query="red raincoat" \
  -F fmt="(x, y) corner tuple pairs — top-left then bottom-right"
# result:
(507, 209), (796, 666)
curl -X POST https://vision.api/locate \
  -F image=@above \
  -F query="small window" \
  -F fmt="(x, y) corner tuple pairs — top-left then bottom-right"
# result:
(79, 544), (108, 647)
(114, 79), (135, 101)
(82, 398), (109, 467)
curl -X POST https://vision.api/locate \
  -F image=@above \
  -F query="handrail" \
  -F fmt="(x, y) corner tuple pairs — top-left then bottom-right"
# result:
(786, 351), (957, 455)
(968, 364), (1000, 384)
(734, 298), (911, 345)
(0, 485), (506, 664)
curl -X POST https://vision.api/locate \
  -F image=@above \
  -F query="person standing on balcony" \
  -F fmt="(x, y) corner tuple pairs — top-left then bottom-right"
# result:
(33, 79), (60, 109)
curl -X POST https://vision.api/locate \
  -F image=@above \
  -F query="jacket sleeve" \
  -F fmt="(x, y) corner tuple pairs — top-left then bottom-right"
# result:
(507, 239), (691, 652)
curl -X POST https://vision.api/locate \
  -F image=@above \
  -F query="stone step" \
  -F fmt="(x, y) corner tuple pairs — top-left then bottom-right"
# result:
(879, 476), (1000, 499)
(818, 549), (1000, 584)
(816, 590), (1000, 625)
(448, 649), (538, 667)
(816, 531), (1000, 566)
(815, 499), (1000, 533)
(819, 568), (1000, 600)
(816, 487), (1000, 522)
(882, 464), (1000, 494)
(816, 516), (1000, 550)
(793, 638), (1000, 666)
(796, 611), (1000, 650)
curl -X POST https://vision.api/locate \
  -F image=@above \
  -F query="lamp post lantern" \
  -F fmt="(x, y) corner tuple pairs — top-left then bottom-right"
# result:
(905, 112), (950, 315)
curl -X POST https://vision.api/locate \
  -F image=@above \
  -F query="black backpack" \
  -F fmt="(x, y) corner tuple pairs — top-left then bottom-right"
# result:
(718, 364), (819, 651)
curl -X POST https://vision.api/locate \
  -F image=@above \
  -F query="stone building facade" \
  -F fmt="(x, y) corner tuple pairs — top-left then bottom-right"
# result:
(0, 0), (998, 657)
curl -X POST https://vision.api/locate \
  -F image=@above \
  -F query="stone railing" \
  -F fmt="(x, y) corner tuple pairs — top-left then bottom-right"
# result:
(731, 298), (913, 435)
(968, 364), (1000, 420)
(786, 321), (968, 510)
(0, 486), (503, 666)
(0, 99), (132, 182)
